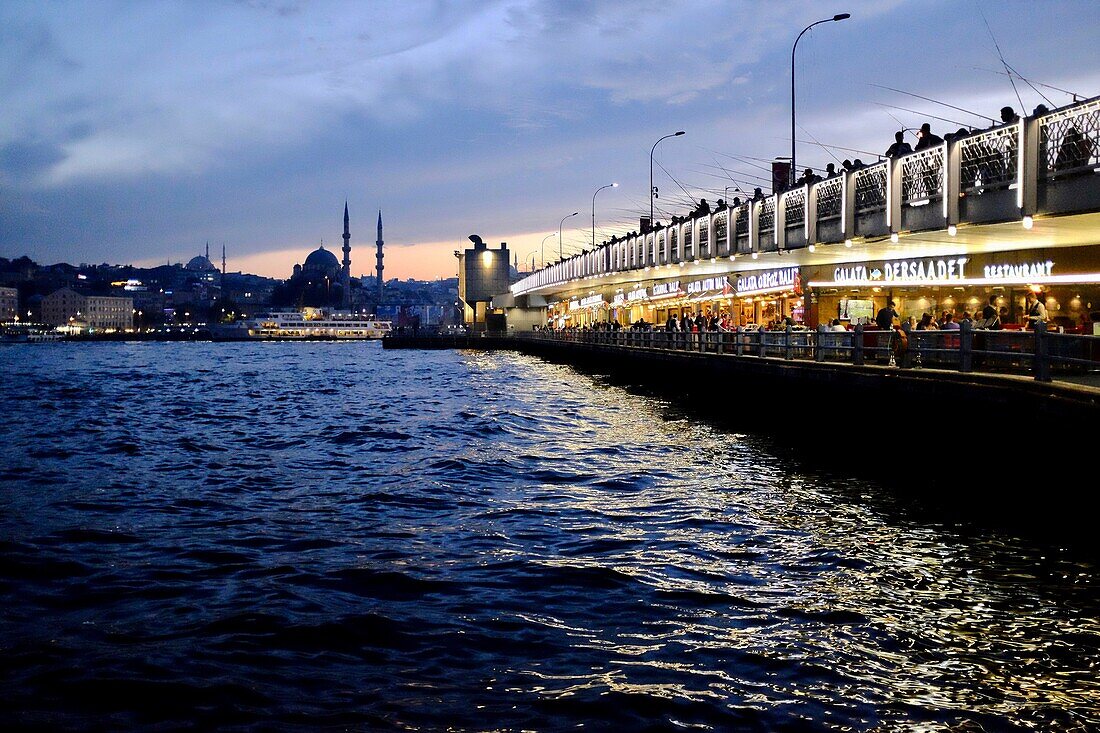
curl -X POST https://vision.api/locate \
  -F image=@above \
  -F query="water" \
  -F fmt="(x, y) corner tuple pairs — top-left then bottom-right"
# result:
(1, 342), (1097, 731)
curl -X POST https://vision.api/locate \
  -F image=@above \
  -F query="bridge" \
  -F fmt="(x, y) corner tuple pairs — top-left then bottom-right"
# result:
(499, 95), (1100, 337)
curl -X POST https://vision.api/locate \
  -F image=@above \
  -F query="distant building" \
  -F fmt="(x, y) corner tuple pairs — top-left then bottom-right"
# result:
(0, 286), (17, 323)
(41, 287), (85, 326)
(458, 236), (510, 330)
(41, 287), (133, 330)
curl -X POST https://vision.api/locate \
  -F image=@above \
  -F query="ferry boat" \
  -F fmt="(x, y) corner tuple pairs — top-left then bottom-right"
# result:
(213, 309), (393, 341)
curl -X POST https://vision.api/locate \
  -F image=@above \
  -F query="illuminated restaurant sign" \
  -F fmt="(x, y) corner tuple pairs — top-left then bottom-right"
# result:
(816, 257), (1070, 287)
(983, 261), (1054, 279)
(650, 280), (683, 299)
(567, 299), (581, 311)
(579, 295), (605, 308)
(735, 267), (800, 296)
(611, 292), (627, 306)
(686, 276), (732, 295)
(626, 287), (649, 302)
(832, 257), (969, 284)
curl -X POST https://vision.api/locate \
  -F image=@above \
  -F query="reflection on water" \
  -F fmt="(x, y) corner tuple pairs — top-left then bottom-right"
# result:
(0, 341), (1097, 731)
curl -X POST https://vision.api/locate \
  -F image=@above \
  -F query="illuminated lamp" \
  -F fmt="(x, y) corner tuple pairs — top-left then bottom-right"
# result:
(1022, 215), (1034, 230)
(751, 252), (759, 259)
(481, 250), (493, 266)
(844, 239), (853, 248)
(947, 225), (957, 236)
(890, 233), (899, 243)
(807, 244), (816, 252)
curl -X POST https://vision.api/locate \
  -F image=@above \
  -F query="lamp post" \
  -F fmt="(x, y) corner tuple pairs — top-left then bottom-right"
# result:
(559, 212), (578, 260)
(650, 131), (685, 227)
(792, 13), (850, 186)
(592, 183), (618, 250)
(540, 233), (556, 268)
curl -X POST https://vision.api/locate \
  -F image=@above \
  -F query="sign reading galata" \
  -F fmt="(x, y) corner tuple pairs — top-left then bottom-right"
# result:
(833, 257), (969, 283)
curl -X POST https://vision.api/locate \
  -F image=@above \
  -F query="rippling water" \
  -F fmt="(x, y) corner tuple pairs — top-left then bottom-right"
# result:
(1, 342), (1098, 731)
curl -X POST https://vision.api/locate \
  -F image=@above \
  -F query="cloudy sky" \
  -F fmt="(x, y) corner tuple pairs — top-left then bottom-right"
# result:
(2, 0), (1098, 280)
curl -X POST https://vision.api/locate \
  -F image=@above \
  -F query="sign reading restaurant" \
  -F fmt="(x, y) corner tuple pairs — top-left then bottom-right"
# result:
(735, 267), (800, 296)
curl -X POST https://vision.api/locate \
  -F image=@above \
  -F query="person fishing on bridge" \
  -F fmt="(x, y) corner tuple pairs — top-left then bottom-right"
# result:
(885, 131), (913, 158)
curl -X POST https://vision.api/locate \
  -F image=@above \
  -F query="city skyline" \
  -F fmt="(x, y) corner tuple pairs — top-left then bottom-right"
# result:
(2, 0), (1099, 281)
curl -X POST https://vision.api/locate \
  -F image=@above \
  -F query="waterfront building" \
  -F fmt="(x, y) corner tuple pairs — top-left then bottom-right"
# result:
(503, 95), (1100, 336)
(458, 236), (512, 331)
(41, 287), (133, 330)
(0, 286), (17, 324)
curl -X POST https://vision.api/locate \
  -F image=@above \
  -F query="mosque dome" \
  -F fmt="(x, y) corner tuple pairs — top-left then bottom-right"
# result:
(185, 255), (217, 272)
(302, 245), (340, 277)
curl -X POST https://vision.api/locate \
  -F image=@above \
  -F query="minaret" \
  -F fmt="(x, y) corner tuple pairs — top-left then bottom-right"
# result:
(341, 201), (352, 309)
(375, 210), (384, 305)
(221, 244), (226, 276)
(205, 241), (210, 261)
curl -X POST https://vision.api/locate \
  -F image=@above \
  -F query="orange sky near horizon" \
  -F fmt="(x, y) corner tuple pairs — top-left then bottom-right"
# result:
(134, 230), (560, 282)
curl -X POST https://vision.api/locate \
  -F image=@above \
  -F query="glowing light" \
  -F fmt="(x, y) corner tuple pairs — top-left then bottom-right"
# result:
(481, 250), (493, 266)
(890, 233), (899, 243)
(807, 244), (816, 253)
(751, 252), (759, 260)
(1022, 215), (1034, 230)
(947, 225), (957, 236)
(844, 239), (853, 248)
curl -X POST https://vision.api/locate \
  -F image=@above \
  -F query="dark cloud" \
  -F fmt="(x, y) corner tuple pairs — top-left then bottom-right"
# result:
(0, 140), (68, 182)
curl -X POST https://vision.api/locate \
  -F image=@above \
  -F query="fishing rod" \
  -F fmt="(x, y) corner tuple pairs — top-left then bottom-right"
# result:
(868, 82), (996, 124)
(872, 101), (973, 132)
(882, 109), (918, 140)
(798, 124), (843, 166)
(966, 66), (1086, 103)
(975, 1), (1024, 111)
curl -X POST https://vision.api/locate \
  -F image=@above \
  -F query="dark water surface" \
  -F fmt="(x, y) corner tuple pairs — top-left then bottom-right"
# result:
(1, 342), (1097, 731)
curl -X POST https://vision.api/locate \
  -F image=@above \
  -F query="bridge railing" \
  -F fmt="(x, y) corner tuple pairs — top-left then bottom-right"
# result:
(1040, 97), (1100, 178)
(519, 322), (1099, 383)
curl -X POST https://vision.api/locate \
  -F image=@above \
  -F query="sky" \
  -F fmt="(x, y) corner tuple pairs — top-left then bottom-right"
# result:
(2, 0), (1099, 281)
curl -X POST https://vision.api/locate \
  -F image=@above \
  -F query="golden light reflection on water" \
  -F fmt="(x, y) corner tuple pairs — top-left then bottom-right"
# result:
(461, 351), (1100, 727)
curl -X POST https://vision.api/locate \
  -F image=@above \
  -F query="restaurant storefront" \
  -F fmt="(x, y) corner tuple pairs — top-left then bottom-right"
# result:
(805, 246), (1100, 332)
(733, 266), (803, 327)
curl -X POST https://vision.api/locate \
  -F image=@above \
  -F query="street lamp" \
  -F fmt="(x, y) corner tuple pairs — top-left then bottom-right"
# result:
(540, 233), (556, 268)
(791, 13), (850, 185)
(592, 183), (618, 250)
(650, 131), (685, 227)
(559, 212), (578, 260)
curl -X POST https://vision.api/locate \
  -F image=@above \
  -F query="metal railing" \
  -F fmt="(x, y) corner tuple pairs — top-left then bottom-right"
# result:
(734, 204), (749, 238)
(758, 197), (775, 233)
(1040, 97), (1100, 178)
(901, 147), (945, 204)
(816, 176), (843, 220)
(960, 124), (1018, 191)
(784, 188), (806, 229)
(519, 321), (1099, 383)
(854, 162), (888, 212)
(713, 212), (728, 255)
